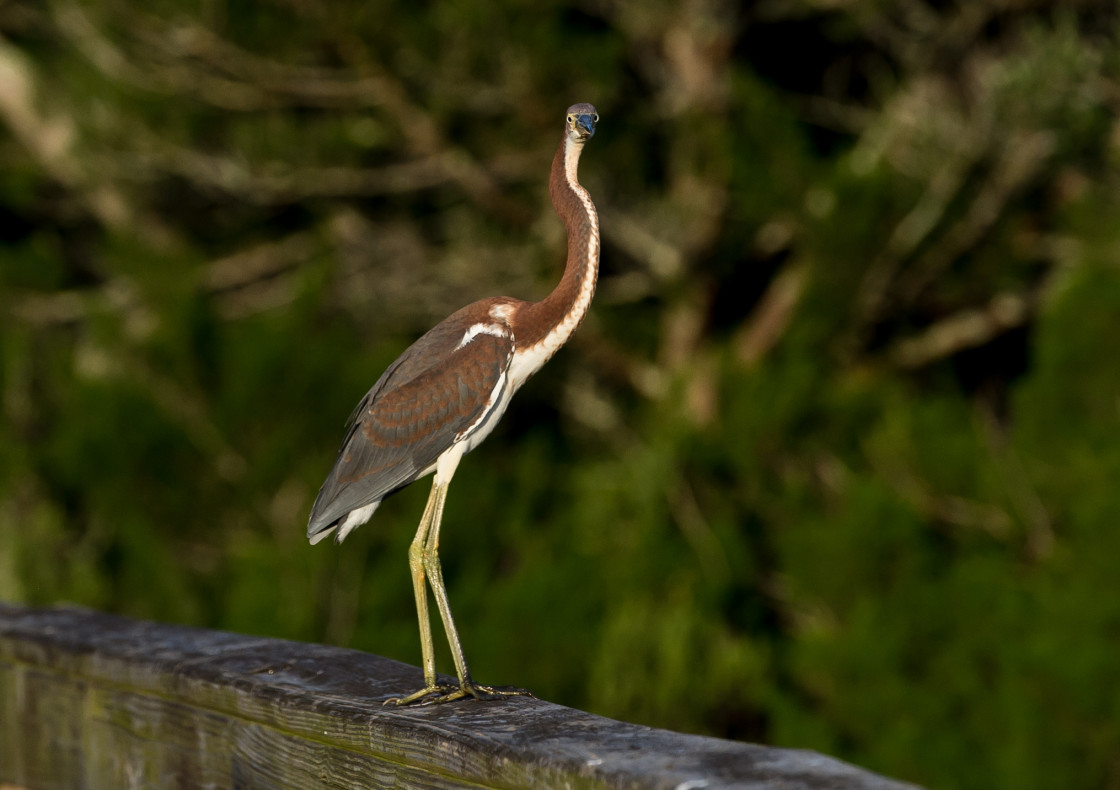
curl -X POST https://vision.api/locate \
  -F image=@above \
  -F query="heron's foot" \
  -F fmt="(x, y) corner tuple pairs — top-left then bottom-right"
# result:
(382, 681), (459, 707)
(383, 679), (533, 706)
(446, 680), (534, 704)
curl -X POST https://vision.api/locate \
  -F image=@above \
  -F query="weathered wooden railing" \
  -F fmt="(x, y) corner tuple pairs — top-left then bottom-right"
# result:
(0, 603), (919, 789)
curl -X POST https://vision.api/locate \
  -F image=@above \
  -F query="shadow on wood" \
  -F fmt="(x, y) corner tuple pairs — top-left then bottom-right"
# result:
(0, 603), (921, 789)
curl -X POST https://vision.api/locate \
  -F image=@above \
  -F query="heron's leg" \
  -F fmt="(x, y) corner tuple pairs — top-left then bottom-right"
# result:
(420, 482), (533, 704)
(419, 480), (471, 684)
(383, 480), (455, 706)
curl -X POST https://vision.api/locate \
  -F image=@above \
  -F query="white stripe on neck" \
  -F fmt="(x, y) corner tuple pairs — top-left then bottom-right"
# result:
(508, 136), (599, 389)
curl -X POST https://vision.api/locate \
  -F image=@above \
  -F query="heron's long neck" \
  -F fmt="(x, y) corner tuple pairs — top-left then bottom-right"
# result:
(514, 135), (600, 354)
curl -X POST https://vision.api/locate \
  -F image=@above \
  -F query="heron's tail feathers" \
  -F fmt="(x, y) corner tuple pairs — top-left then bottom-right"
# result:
(307, 500), (380, 545)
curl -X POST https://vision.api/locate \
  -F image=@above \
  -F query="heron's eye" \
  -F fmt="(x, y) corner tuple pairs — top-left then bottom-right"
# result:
(567, 115), (575, 124)
(592, 114), (599, 122)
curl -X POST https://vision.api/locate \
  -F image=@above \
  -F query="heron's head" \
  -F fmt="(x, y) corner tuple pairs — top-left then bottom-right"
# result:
(566, 103), (598, 143)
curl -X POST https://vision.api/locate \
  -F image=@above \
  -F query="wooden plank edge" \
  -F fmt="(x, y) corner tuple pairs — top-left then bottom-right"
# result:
(0, 603), (923, 790)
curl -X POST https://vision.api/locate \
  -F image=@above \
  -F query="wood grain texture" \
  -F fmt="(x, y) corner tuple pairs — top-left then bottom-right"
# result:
(0, 604), (922, 790)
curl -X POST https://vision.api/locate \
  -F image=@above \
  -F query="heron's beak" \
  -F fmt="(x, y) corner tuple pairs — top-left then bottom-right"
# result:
(576, 114), (596, 138)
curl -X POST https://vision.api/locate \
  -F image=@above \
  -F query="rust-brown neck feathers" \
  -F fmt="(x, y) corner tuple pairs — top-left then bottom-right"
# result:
(506, 104), (599, 376)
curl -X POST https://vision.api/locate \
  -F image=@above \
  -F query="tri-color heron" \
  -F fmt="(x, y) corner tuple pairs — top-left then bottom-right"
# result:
(307, 103), (600, 705)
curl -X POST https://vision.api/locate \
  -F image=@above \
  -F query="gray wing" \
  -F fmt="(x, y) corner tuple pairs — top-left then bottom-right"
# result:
(307, 316), (512, 538)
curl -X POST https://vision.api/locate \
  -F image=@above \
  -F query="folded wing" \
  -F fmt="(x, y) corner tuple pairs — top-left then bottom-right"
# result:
(307, 317), (513, 539)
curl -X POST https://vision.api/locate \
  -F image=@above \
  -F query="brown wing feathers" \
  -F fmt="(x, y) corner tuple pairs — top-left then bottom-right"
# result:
(307, 309), (512, 533)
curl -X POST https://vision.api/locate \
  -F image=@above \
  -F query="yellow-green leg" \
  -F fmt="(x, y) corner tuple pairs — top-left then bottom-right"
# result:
(384, 478), (531, 706)
(382, 479), (451, 706)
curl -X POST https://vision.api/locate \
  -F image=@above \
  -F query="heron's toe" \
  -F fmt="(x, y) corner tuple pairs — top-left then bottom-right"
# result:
(383, 682), (459, 706)
(459, 681), (533, 702)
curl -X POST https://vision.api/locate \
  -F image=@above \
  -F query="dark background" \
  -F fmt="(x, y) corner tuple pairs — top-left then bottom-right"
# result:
(2, 2), (1119, 788)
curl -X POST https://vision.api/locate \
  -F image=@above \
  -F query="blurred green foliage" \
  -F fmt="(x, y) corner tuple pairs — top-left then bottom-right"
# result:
(2, 1), (1120, 787)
